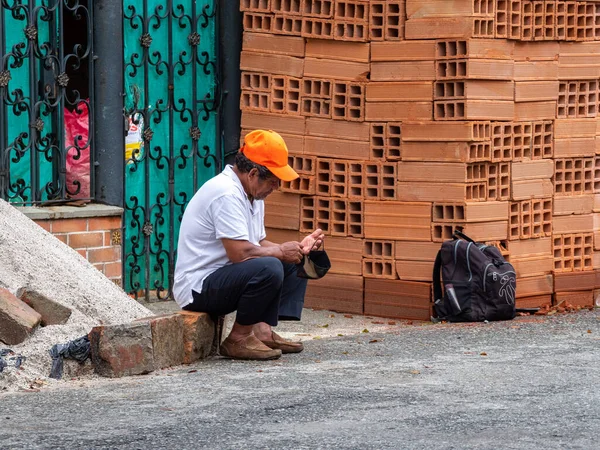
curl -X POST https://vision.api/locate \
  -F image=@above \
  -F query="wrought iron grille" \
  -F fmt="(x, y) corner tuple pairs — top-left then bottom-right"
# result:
(123, 0), (221, 301)
(0, 0), (94, 205)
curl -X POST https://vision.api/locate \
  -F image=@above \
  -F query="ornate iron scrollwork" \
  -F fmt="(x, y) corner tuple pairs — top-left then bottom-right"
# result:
(1, 0), (94, 205)
(123, 0), (221, 302)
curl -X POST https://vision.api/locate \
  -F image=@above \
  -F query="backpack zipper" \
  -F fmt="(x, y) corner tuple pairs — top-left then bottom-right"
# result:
(466, 242), (473, 281)
(483, 264), (517, 292)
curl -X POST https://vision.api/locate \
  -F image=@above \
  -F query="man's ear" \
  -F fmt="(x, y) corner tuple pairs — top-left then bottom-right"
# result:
(248, 168), (259, 179)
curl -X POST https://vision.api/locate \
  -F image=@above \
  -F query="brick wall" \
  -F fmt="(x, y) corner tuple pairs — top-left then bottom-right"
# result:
(15, 205), (124, 287)
(34, 216), (122, 286)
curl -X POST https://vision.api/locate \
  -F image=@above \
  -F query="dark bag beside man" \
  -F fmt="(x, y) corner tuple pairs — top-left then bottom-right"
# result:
(432, 230), (517, 322)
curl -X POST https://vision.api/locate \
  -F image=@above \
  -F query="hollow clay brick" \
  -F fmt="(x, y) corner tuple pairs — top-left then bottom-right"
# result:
(515, 274), (554, 298)
(271, 0), (302, 15)
(397, 162), (471, 183)
(371, 61), (436, 82)
(436, 38), (514, 60)
(264, 191), (301, 230)
(554, 118), (597, 138)
(241, 111), (305, 135)
(366, 82), (434, 102)
(509, 237), (553, 259)
(304, 57), (369, 81)
(366, 101), (433, 121)
(306, 117), (370, 141)
(401, 121), (490, 142)
(401, 141), (470, 162)
(434, 100), (514, 121)
(305, 274), (364, 315)
(396, 182), (474, 203)
(395, 260), (433, 282)
(326, 236), (363, 276)
(240, 51), (304, 77)
(514, 61), (559, 81)
(243, 32), (305, 57)
(364, 279), (432, 321)
(434, 80), (514, 101)
(554, 271), (597, 293)
(515, 81), (560, 103)
(406, 0), (473, 19)
(554, 291), (594, 307)
(372, 41), (436, 62)
(364, 201), (431, 241)
(405, 17), (474, 39)
(304, 136), (369, 160)
(305, 39), (370, 62)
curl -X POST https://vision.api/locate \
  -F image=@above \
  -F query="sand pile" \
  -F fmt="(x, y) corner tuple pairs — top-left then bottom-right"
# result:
(0, 199), (152, 392)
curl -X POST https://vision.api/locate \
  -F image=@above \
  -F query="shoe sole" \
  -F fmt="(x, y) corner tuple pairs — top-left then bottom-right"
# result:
(219, 351), (281, 361)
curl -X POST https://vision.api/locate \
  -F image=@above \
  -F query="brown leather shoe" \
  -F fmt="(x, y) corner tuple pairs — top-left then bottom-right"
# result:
(261, 331), (304, 354)
(220, 334), (282, 361)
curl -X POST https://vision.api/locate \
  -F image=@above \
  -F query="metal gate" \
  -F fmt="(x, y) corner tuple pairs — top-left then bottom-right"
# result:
(0, 0), (94, 205)
(122, 0), (221, 301)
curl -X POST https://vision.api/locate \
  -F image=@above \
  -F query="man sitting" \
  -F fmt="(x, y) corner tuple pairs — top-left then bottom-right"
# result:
(173, 129), (324, 360)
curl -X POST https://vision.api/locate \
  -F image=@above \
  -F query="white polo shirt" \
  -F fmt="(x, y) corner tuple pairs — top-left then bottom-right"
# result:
(173, 165), (266, 308)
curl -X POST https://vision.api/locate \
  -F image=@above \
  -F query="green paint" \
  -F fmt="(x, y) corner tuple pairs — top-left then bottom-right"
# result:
(123, 0), (219, 298)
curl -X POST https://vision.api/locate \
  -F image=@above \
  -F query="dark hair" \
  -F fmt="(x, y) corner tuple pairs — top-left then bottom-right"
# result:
(234, 151), (273, 179)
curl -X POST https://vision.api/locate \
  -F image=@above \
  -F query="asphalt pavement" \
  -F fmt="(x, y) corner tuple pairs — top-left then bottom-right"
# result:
(1, 308), (599, 450)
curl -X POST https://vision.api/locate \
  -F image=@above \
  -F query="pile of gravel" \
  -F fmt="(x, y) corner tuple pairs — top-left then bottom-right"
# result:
(0, 199), (152, 392)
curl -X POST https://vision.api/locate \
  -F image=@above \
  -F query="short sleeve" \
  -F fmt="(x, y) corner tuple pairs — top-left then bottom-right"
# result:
(210, 194), (250, 241)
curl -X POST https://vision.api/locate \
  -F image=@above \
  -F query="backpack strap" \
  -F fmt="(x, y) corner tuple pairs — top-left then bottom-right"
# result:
(433, 250), (443, 302)
(453, 229), (475, 243)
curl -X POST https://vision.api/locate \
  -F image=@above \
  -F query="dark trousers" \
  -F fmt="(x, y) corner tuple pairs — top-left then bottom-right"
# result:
(183, 257), (308, 327)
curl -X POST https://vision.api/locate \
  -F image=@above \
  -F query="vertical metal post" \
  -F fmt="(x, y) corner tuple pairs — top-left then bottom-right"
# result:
(218, 0), (243, 164)
(93, 0), (124, 207)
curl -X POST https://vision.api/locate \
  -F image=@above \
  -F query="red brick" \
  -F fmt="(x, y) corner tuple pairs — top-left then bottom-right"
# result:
(88, 246), (121, 264)
(0, 288), (42, 345)
(178, 311), (214, 364)
(104, 261), (123, 279)
(34, 220), (51, 232)
(55, 234), (68, 245)
(52, 218), (88, 233)
(136, 313), (185, 369)
(19, 289), (72, 326)
(89, 322), (155, 378)
(88, 216), (122, 231)
(68, 232), (104, 249)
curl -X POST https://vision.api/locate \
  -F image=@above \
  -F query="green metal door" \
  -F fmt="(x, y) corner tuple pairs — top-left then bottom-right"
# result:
(122, 0), (221, 301)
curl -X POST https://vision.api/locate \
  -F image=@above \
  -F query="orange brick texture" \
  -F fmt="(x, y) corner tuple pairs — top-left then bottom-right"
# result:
(35, 216), (122, 286)
(248, 0), (600, 319)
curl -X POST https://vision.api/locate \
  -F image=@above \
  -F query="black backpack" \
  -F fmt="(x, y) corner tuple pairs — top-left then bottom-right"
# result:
(432, 230), (517, 322)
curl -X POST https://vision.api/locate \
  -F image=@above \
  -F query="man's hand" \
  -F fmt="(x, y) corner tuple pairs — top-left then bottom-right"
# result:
(300, 229), (325, 255)
(279, 241), (304, 264)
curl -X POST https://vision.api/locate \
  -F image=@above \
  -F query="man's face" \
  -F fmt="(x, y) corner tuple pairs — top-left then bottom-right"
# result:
(248, 169), (280, 200)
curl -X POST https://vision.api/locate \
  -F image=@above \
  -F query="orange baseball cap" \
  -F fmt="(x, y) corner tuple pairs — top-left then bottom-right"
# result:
(242, 130), (299, 182)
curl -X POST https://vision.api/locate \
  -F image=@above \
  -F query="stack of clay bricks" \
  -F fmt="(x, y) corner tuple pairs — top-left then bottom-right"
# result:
(239, 0), (600, 321)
